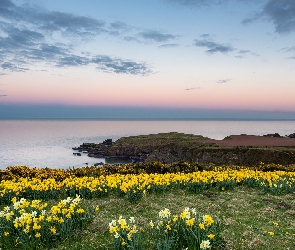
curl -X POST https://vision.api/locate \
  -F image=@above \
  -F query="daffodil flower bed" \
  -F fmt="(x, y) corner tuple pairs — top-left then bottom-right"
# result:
(2, 163), (295, 181)
(1, 165), (295, 249)
(109, 207), (222, 250)
(0, 196), (96, 249)
(109, 216), (143, 249)
(1, 168), (295, 206)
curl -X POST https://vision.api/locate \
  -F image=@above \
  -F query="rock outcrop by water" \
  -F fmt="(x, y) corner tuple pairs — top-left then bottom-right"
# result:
(72, 132), (295, 166)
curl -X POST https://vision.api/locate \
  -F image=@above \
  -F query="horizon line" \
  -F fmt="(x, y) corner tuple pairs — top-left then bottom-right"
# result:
(1, 118), (295, 121)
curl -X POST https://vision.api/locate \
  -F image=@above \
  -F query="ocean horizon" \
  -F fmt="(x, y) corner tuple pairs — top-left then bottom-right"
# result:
(1, 117), (295, 121)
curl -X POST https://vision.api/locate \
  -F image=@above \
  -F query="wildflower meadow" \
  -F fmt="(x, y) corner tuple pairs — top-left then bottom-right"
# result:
(0, 162), (295, 249)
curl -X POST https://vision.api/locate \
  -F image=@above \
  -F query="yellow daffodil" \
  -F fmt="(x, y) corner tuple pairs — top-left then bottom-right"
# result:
(208, 233), (215, 239)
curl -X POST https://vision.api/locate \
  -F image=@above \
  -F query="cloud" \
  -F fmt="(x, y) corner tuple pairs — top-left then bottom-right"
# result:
(139, 30), (176, 42)
(200, 34), (212, 38)
(167, 0), (262, 7)
(241, 13), (262, 26)
(158, 43), (179, 48)
(55, 54), (151, 75)
(0, 27), (45, 52)
(0, 0), (106, 37)
(1, 62), (29, 72)
(38, 12), (105, 35)
(193, 36), (256, 57)
(194, 39), (234, 54)
(242, 0), (295, 34)
(57, 55), (90, 67)
(123, 30), (178, 44)
(109, 21), (131, 31)
(236, 49), (259, 57)
(185, 87), (201, 90)
(34, 44), (69, 59)
(166, 0), (223, 7)
(238, 50), (251, 54)
(264, 0), (295, 34)
(0, 0), (152, 75)
(279, 46), (295, 60)
(216, 79), (231, 84)
(92, 56), (151, 75)
(280, 46), (295, 52)
(123, 36), (141, 42)
(0, 94), (7, 97)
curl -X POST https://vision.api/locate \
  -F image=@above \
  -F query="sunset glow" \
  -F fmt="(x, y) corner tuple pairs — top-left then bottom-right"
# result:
(0, 0), (295, 119)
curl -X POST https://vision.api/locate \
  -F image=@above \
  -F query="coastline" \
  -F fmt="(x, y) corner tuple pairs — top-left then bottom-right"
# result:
(73, 132), (295, 166)
(1, 120), (295, 169)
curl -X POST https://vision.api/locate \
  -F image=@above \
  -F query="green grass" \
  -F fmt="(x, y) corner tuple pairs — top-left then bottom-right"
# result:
(52, 186), (295, 250)
(114, 132), (215, 148)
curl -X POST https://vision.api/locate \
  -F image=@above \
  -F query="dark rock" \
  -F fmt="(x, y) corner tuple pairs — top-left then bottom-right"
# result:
(94, 162), (104, 166)
(102, 139), (113, 146)
(263, 133), (282, 138)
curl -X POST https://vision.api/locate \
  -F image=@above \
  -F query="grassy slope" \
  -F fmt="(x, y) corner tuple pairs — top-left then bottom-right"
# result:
(53, 187), (295, 250)
(113, 132), (215, 148)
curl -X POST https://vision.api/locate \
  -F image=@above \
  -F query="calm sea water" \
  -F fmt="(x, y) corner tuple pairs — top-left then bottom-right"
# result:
(1, 119), (295, 169)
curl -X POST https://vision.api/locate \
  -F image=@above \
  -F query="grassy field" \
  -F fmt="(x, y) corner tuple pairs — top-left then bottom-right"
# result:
(52, 187), (295, 250)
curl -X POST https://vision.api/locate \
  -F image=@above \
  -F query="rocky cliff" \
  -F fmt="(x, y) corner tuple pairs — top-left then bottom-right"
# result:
(73, 132), (295, 165)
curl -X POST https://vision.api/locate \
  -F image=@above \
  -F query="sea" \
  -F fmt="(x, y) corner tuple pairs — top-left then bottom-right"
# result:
(1, 119), (295, 170)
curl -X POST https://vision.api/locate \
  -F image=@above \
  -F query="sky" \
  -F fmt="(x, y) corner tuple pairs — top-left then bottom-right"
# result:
(0, 0), (295, 119)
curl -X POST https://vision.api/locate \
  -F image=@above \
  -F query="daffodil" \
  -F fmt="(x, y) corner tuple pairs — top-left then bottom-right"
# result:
(149, 220), (154, 228)
(208, 233), (215, 239)
(200, 240), (211, 249)
(185, 218), (195, 227)
(129, 217), (135, 223)
(49, 226), (57, 234)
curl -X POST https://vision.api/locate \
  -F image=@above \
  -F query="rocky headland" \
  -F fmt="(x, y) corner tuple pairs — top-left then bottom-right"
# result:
(72, 132), (295, 166)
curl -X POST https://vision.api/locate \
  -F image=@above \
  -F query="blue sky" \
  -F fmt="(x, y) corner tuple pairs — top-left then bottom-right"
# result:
(0, 0), (295, 119)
